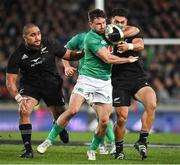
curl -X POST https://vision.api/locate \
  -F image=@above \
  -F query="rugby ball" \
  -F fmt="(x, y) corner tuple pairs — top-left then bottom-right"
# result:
(105, 24), (124, 45)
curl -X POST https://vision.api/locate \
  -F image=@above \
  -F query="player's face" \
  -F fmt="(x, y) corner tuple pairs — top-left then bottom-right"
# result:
(24, 26), (41, 48)
(90, 17), (106, 34)
(111, 16), (127, 27)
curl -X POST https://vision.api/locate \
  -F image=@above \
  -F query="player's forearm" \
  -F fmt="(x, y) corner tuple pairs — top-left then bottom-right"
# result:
(62, 59), (71, 68)
(105, 54), (130, 64)
(132, 38), (144, 51)
(69, 50), (84, 60)
(6, 75), (18, 98)
(6, 73), (25, 103)
(63, 49), (84, 61)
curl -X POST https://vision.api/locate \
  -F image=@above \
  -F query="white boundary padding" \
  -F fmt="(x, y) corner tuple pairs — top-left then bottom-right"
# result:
(144, 38), (180, 45)
(95, 0), (104, 10)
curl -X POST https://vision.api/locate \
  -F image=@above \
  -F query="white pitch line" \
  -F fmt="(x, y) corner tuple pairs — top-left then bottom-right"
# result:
(84, 143), (180, 148)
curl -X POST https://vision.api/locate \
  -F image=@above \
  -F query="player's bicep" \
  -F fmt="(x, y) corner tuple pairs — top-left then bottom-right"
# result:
(62, 49), (72, 60)
(6, 53), (20, 74)
(123, 26), (140, 38)
(132, 38), (144, 51)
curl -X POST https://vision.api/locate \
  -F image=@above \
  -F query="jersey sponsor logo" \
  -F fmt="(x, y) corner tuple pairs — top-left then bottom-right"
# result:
(77, 87), (84, 93)
(108, 45), (113, 54)
(73, 87), (84, 95)
(31, 57), (41, 63)
(21, 54), (28, 60)
(113, 97), (121, 103)
(19, 88), (24, 95)
(124, 39), (128, 42)
(101, 40), (107, 45)
(31, 57), (43, 67)
(41, 47), (48, 54)
(106, 96), (111, 101)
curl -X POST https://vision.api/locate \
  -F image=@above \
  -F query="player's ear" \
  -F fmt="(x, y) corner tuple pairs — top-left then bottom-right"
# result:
(89, 21), (93, 28)
(23, 34), (27, 43)
(23, 34), (26, 40)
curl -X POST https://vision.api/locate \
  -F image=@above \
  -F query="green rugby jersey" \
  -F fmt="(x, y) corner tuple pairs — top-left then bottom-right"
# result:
(66, 32), (87, 72)
(79, 30), (112, 80)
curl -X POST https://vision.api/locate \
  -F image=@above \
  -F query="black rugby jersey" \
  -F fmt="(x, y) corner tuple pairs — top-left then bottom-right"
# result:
(111, 33), (146, 81)
(7, 38), (66, 87)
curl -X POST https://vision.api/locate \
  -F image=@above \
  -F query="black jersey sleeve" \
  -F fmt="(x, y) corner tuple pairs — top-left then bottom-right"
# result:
(6, 50), (21, 74)
(50, 39), (66, 58)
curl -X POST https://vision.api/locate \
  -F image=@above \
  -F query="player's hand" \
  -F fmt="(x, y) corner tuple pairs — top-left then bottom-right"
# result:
(18, 97), (28, 114)
(64, 66), (77, 76)
(117, 41), (129, 53)
(128, 56), (139, 63)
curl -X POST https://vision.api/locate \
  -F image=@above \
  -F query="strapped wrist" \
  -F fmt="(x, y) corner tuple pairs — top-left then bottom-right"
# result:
(15, 93), (23, 103)
(128, 43), (134, 50)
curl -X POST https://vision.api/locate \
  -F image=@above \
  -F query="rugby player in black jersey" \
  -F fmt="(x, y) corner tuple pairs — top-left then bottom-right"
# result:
(6, 23), (84, 158)
(110, 8), (157, 160)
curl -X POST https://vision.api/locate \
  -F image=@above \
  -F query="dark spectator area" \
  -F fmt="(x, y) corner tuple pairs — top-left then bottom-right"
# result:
(0, 0), (180, 104)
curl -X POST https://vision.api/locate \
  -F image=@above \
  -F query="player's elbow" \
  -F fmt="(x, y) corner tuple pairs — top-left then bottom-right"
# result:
(138, 43), (144, 50)
(134, 39), (144, 51)
(103, 58), (111, 64)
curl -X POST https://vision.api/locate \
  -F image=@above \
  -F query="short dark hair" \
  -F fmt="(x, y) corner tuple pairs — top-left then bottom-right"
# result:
(88, 8), (106, 22)
(111, 8), (128, 18)
(23, 23), (38, 36)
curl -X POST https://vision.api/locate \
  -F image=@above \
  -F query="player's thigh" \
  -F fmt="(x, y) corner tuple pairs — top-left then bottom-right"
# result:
(68, 93), (85, 113)
(42, 84), (65, 107)
(114, 106), (129, 121)
(18, 84), (40, 114)
(26, 96), (38, 110)
(112, 87), (132, 107)
(19, 96), (38, 116)
(48, 105), (66, 118)
(135, 86), (157, 108)
(19, 84), (41, 102)
(93, 79), (112, 104)
(72, 75), (96, 101)
(94, 103), (112, 122)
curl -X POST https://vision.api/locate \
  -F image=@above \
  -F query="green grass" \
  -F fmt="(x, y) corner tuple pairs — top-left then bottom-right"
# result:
(0, 132), (180, 164)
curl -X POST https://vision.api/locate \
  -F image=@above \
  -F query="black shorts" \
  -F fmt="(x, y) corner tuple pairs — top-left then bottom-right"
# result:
(18, 77), (65, 106)
(112, 78), (150, 107)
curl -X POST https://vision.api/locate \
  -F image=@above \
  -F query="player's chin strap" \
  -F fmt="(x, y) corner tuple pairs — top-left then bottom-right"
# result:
(15, 93), (28, 104)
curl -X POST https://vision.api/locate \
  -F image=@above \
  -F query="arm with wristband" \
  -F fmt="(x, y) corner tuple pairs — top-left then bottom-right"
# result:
(117, 38), (144, 53)
(6, 73), (27, 104)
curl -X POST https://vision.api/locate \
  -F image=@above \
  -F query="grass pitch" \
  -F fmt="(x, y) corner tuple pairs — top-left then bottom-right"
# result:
(0, 132), (180, 164)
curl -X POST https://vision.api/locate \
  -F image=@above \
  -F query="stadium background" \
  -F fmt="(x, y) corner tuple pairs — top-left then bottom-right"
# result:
(0, 0), (180, 133)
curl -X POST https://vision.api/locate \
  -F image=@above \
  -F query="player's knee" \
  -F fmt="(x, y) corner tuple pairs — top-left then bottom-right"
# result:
(117, 113), (127, 125)
(145, 101), (157, 112)
(68, 107), (79, 116)
(116, 110), (127, 122)
(99, 116), (109, 128)
(19, 110), (31, 117)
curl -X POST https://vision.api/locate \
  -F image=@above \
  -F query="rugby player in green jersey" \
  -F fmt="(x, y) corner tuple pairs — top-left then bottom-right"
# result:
(37, 9), (138, 160)
(62, 19), (139, 155)
(62, 32), (115, 155)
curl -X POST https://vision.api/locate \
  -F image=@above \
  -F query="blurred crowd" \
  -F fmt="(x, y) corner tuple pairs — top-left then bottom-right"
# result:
(0, 0), (180, 104)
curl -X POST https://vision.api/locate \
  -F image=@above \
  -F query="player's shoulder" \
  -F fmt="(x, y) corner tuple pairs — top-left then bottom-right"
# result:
(71, 32), (87, 42)
(42, 38), (54, 46)
(76, 32), (87, 37)
(11, 43), (26, 56)
(85, 30), (101, 42)
(42, 38), (61, 48)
